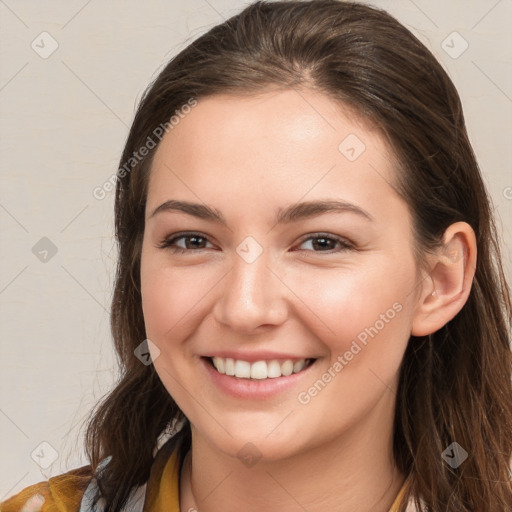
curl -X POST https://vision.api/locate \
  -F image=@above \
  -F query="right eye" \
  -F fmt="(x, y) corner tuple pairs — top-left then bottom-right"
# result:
(156, 232), (215, 253)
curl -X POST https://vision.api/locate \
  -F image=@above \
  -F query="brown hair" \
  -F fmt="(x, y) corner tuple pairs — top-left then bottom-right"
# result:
(84, 1), (512, 510)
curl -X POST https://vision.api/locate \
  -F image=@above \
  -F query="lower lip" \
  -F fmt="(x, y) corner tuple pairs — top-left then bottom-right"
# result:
(201, 357), (317, 400)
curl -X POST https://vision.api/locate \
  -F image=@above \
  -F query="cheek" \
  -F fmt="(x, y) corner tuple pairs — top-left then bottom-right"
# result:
(140, 262), (208, 405)
(283, 266), (413, 433)
(140, 258), (206, 349)
(292, 262), (411, 333)
(141, 247), (198, 344)
(283, 260), (415, 389)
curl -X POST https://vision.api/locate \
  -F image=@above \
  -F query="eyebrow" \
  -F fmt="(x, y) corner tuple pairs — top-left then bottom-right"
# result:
(149, 199), (374, 225)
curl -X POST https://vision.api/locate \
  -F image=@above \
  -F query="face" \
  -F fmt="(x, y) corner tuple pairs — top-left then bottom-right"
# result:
(140, 89), (421, 461)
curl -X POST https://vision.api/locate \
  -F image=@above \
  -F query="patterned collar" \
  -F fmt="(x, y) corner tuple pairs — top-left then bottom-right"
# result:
(78, 418), (186, 512)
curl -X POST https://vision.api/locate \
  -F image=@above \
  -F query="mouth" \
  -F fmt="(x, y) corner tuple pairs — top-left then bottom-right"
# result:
(203, 356), (317, 380)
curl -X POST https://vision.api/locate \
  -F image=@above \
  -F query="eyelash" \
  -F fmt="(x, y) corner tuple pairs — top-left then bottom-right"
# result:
(156, 231), (354, 254)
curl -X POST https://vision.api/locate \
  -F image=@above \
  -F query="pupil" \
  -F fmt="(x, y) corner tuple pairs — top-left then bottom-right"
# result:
(313, 238), (332, 250)
(188, 236), (204, 249)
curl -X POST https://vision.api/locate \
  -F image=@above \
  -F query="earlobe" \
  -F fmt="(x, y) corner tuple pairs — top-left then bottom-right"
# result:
(411, 222), (477, 337)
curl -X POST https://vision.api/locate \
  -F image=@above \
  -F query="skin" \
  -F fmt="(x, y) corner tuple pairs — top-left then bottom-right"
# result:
(140, 89), (476, 512)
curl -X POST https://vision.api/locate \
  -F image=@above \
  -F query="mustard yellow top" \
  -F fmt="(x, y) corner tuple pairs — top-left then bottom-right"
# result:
(1, 449), (408, 511)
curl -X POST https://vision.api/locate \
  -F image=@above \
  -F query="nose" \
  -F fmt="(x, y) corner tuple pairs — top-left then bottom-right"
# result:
(213, 247), (288, 333)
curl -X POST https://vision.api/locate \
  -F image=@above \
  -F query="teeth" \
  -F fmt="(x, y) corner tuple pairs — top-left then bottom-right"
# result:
(267, 360), (281, 378)
(224, 358), (235, 376)
(234, 360), (251, 378)
(293, 360), (306, 373)
(250, 361), (268, 379)
(211, 357), (311, 379)
(214, 357), (225, 374)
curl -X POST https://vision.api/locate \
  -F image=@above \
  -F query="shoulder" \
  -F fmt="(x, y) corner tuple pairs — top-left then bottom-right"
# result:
(0, 465), (93, 512)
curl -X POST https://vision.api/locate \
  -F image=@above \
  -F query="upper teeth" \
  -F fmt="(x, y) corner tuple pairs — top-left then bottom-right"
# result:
(211, 357), (310, 379)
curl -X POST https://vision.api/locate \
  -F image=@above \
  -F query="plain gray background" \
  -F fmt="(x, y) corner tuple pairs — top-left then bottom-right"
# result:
(1, 0), (511, 500)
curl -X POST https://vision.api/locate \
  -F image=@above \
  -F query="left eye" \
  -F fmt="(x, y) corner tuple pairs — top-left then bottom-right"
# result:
(157, 232), (353, 254)
(296, 235), (352, 252)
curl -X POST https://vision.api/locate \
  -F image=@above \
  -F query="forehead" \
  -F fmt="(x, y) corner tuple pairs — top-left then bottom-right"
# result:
(148, 89), (401, 219)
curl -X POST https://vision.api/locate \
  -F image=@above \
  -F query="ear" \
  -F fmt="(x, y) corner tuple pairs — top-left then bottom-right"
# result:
(411, 221), (477, 337)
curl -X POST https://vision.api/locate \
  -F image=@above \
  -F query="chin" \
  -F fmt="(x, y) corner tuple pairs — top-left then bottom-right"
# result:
(191, 417), (315, 465)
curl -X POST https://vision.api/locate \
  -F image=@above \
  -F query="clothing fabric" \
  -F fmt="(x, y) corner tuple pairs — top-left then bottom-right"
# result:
(0, 440), (180, 512)
(1, 421), (411, 511)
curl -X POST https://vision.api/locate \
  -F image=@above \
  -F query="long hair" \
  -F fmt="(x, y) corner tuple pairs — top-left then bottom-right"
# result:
(84, 1), (512, 510)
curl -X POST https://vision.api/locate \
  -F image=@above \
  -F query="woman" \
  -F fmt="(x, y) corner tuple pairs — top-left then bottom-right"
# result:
(3, 1), (511, 511)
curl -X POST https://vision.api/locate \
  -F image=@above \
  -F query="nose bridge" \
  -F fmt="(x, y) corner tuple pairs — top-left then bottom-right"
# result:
(214, 241), (286, 330)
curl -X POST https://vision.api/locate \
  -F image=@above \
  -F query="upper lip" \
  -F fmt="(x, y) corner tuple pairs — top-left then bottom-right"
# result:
(202, 351), (316, 363)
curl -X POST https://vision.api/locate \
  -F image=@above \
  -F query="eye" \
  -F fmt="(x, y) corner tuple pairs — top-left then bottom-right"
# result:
(295, 233), (354, 253)
(156, 232), (215, 253)
(157, 232), (353, 254)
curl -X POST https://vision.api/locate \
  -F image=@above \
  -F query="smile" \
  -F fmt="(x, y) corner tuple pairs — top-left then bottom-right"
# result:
(208, 356), (316, 380)
(201, 354), (319, 400)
